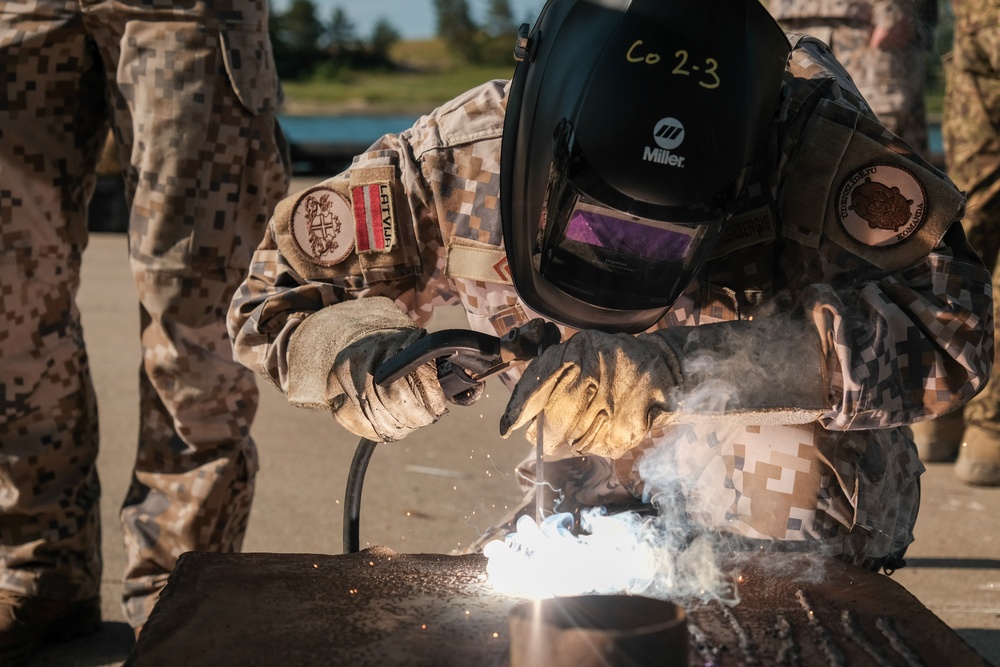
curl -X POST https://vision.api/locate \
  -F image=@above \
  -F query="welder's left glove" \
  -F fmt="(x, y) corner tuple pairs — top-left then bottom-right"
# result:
(285, 297), (447, 442)
(500, 320), (830, 459)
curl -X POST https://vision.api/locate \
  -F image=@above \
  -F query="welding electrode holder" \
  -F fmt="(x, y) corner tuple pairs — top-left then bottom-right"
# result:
(343, 319), (561, 553)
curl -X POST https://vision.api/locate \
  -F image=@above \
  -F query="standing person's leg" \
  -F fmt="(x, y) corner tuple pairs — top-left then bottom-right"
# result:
(0, 1), (107, 662)
(84, 0), (290, 632)
(859, 42), (930, 155)
(827, 22), (930, 154)
(943, 11), (1000, 486)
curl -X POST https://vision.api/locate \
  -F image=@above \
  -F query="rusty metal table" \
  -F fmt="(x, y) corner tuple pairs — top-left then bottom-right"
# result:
(126, 547), (990, 666)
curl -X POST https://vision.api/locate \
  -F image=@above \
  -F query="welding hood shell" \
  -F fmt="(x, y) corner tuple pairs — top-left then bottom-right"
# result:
(500, 0), (791, 333)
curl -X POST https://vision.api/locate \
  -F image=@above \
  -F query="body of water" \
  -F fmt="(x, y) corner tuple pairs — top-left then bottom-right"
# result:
(278, 115), (419, 147)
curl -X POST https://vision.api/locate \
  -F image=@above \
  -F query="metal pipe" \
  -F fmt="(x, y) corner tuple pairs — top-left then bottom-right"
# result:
(508, 595), (688, 667)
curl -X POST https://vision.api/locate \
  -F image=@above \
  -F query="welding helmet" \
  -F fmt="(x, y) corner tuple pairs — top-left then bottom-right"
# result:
(500, 0), (791, 333)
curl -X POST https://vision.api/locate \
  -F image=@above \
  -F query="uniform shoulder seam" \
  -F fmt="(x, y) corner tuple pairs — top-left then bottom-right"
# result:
(407, 80), (507, 159)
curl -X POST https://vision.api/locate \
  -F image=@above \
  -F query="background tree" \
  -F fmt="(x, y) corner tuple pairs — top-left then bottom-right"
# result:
(270, 0), (325, 79)
(480, 0), (519, 64)
(329, 7), (358, 52)
(434, 0), (481, 63)
(485, 0), (516, 38)
(369, 18), (401, 64)
(270, 2), (400, 79)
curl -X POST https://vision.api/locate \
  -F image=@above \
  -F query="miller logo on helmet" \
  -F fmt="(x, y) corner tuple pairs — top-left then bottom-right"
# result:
(654, 118), (686, 150)
(643, 117), (687, 168)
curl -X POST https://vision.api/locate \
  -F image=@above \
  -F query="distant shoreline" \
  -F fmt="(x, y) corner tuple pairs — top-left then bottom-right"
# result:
(279, 98), (435, 117)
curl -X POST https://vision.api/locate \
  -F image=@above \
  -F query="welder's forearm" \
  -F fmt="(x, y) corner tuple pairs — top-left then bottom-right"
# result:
(228, 229), (348, 394)
(229, 300), (302, 395)
(645, 320), (829, 426)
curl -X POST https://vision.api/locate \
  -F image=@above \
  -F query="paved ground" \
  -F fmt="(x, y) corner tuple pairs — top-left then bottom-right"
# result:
(24, 197), (1000, 665)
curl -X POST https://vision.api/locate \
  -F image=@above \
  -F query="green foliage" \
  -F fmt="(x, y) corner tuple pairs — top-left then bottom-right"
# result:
(281, 63), (517, 113)
(329, 7), (357, 50)
(269, 0), (401, 81)
(269, 0), (523, 79)
(432, 0), (520, 66)
(485, 0), (517, 38)
(434, 0), (482, 63)
(370, 19), (401, 62)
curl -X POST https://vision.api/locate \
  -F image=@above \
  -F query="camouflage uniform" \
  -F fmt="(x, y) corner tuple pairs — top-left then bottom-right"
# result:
(230, 36), (992, 568)
(769, 0), (936, 154)
(0, 0), (289, 628)
(946, 0), (1000, 431)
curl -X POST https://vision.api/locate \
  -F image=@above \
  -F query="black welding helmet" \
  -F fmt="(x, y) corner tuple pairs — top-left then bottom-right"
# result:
(500, 0), (791, 333)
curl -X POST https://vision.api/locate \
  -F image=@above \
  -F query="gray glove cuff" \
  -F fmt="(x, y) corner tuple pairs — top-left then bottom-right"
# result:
(286, 297), (419, 410)
(646, 319), (829, 425)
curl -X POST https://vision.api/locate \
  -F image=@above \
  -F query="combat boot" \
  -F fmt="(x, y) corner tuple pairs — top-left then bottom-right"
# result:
(956, 425), (1000, 486)
(0, 590), (101, 665)
(909, 411), (964, 462)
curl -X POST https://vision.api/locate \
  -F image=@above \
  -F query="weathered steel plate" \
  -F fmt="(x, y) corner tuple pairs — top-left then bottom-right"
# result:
(126, 547), (989, 666)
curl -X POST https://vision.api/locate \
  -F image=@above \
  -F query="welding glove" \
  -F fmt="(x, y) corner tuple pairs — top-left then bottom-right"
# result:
(500, 320), (829, 459)
(286, 297), (447, 442)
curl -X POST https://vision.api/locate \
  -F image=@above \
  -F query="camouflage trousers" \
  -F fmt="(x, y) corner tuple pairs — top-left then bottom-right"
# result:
(0, 0), (289, 628)
(945, 17), (1000, 431)
(780, 19), (930, 155)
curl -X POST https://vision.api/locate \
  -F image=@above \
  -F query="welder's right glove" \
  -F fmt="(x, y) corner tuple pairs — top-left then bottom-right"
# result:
(285, 297), (447, 442)
(500, 330), (683, 460)
(501, 319), (830, 459)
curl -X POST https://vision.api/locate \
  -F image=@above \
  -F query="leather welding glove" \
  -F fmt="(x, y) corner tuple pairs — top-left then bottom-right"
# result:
(286, 297), (447, 442)
(501, 319), (829, 459)
(500, 329), (684, 460)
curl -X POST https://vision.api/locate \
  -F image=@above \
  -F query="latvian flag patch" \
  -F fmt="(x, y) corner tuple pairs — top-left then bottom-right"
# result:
(352, 181), (396, 253)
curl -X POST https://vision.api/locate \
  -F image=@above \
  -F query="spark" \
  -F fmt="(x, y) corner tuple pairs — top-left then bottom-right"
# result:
(406, 465), (467, 479)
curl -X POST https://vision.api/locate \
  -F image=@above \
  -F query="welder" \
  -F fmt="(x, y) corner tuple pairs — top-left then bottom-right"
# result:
(228, 0), (993, 573)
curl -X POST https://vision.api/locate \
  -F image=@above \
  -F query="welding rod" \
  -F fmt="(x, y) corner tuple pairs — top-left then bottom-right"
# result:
(535, 412), (545, 525)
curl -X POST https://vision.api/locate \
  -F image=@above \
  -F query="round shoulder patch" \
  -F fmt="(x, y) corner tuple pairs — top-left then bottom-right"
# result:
(836, 163), (928, 247)
(290, 187), (355, 266)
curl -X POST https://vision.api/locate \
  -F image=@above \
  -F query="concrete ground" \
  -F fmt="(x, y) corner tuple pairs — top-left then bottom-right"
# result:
(24, 185), (1000, 665)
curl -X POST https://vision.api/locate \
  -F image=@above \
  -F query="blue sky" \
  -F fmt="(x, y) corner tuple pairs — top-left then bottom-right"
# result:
(271, 0), (546, 40)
